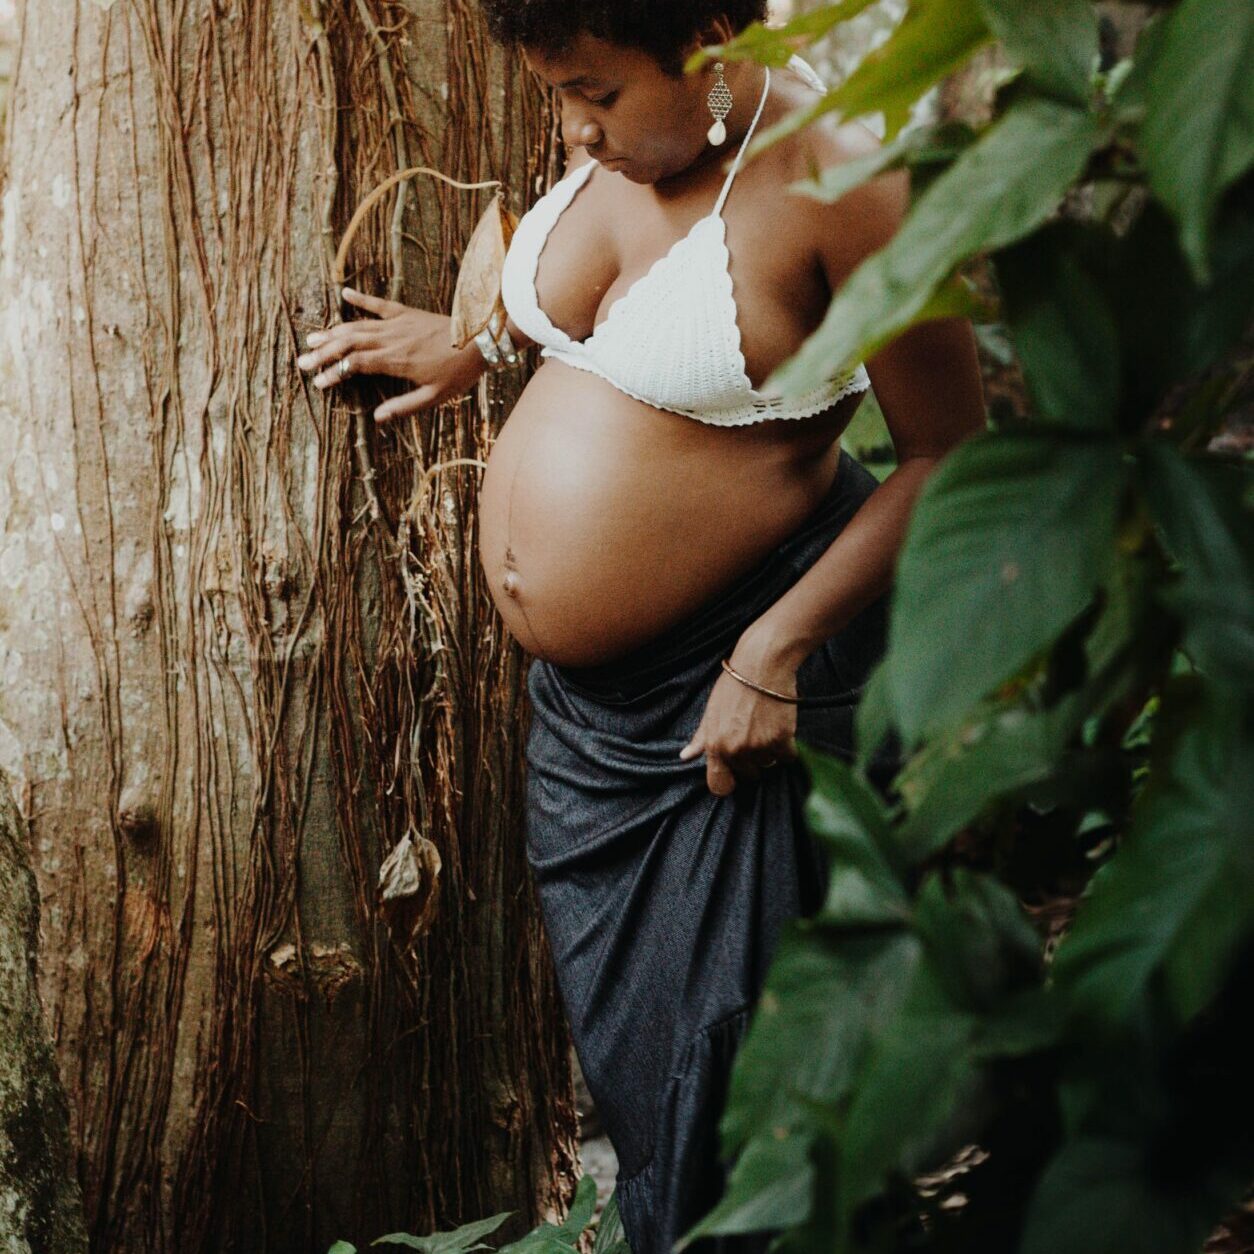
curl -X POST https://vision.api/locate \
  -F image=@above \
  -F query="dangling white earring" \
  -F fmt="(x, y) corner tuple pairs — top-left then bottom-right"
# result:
(706, 61), (732, 146)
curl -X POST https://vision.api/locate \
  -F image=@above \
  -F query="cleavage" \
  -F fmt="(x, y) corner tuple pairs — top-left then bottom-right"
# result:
(533, 172), (716, 348)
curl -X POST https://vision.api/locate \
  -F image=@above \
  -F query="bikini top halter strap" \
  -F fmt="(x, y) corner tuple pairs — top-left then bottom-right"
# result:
(712, 64), (772, 219)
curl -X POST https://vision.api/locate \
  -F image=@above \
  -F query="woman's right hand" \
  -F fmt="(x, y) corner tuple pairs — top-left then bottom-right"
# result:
(296, 286), (488, 422)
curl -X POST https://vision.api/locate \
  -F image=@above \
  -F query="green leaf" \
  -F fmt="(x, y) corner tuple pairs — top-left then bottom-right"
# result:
(1140, 0), (1254, 284)
(1137, 442), (1254, 689)
(762, 98), (1102, 399)
(742, 0), (993, 163)
(492, 1177), (599, 1254)
(834, 869), (1045, 1234)
(788, 125), (919, 206)
(673, 1133), (814, 1251)
(1020, 1137), (1240, 1254)
(798, 741), (912, 915)
(553, 1175), (598, 1241)
(1109, 11), (1171, 123)
(374, 1207), (511, 1254)
(895, 539), (1154, 856)
(895, 689), (1084, 858)
(974, 986), (1065, 1058)
(911, 869), (1044, 1013)
(1051, 682), (1254, 1029)
(328, 1244), (358, 1254)
(977, 0), (1099, 105)
(1107, 197), (1254, 426)
(719, 922), (921, 1157)
(834, 950), (985, 1236)
(683, 0), (883, 73)
(390, 1209), (513, 1254)
(853, 658), (899, 770)
(995, 221), (1121, 432)
(885, 430), (1126, 742)
(590, 1189), (625, 1254)
(493, 1235), (577, 1254)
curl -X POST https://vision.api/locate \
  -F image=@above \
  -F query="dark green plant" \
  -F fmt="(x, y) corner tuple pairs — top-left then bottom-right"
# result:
(667, 0), (1254, 1251)
(327, 1172), (630, 1254)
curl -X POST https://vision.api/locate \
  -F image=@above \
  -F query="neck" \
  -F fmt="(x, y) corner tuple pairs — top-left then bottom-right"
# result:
(682, 59), (769, 180)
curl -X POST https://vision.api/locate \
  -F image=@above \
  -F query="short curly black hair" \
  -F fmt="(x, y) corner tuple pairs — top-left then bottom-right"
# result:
(477, 1), (771, 78)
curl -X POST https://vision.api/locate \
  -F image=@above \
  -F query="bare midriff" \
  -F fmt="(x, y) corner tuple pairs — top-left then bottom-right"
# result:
(477, 358), (863, 667)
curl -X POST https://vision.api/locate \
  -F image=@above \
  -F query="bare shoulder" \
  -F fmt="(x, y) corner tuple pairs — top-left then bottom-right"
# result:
(776, 95), (910, 277)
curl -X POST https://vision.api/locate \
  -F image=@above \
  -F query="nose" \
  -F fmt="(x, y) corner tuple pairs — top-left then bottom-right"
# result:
(559, 98), (603, 149)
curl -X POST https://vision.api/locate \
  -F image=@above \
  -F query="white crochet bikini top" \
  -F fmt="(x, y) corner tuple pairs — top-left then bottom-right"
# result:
(499, 53), (872, 427)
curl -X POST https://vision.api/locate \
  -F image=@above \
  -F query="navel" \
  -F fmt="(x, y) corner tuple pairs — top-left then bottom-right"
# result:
(502, 545), (521, 598)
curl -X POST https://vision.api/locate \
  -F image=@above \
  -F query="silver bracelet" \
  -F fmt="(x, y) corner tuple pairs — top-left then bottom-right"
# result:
(474, 310), (519, 370)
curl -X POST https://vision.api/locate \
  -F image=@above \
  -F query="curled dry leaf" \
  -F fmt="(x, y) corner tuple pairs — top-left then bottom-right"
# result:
(449, 190), (519, 350)
(378, 827), (443, 946)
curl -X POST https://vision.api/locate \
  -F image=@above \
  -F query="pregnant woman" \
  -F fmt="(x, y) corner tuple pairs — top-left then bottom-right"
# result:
(298, 3), (985, 1250)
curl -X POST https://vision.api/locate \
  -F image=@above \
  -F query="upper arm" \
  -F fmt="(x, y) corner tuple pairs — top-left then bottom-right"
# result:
(810, 124), (986, 461)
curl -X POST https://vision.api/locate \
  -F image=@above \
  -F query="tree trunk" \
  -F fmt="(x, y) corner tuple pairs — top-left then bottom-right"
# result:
(0, 766), (89, 1254)
(0, 2), (574, 1251)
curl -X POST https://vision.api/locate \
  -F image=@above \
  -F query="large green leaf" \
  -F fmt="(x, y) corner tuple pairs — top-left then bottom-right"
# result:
(1137, 442), (1254, 690)
(798, 741), (913, 908)
(494, 1176), (597, 1254)
(853, 658), (899, 770)
(834, 870), (1044, 1237)
(761, 98), (1102, 399)
(995, 221), (1121, 433)
(590, 1190), (625, 1254)
(787, 121), (975, 206)
(683, 0), (883, 73)
(977, 0), (1099, 105)
(893, 514), (1155, 857)
(1108, 10), (1170, 123)
(1140, 0), (1254, 284)
(885, 430), (1126, 742)
(373, 1207), (515, 1252)
(718, 922), (921, 1157)
(1050, 683), (1254, 1029)
(740, 0), (993, 164)
(895, 688), (1085, 857)
(1020, 1136), (1241, 1254)
(910, 868), (1043, 1015)
(672, 1132), (814, 1251)
(1106, 196), (1254, 429)
(833, 942), (983, 1236)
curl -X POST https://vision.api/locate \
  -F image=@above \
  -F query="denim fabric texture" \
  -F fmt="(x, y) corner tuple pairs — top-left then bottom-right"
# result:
(523, 448), (899, 1254)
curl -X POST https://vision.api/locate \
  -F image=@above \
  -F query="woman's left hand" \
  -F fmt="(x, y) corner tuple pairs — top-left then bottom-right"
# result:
(679, 639), (801, 796)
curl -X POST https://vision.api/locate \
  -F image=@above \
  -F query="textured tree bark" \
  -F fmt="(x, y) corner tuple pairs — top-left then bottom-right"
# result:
(0, 2), (575, 1251)
(0, 766), (89, 1254)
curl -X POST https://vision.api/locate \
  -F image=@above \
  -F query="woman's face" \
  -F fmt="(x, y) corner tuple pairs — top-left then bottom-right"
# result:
(521, 25), (731, 184)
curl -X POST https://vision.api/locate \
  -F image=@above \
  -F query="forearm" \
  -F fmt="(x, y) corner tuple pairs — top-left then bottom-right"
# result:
(738, 453), (939, 672)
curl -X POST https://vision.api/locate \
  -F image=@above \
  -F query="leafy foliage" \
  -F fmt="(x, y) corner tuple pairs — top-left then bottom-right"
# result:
(327, 1175), (630, 1254)
(680, 1), (1254, 1251)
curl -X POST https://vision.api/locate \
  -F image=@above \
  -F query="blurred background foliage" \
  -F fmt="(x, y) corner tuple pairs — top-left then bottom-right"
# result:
(673, 1), (1254, 1252)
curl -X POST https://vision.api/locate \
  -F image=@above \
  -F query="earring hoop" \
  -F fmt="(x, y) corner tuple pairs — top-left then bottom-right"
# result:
(706, 61), (732, 146)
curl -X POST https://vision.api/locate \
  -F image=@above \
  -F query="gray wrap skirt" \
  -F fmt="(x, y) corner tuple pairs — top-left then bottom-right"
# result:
(523, 447), (899, 1254)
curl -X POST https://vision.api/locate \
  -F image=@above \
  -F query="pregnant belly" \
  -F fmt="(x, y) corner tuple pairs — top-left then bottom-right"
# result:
(477, 360), (858, 667)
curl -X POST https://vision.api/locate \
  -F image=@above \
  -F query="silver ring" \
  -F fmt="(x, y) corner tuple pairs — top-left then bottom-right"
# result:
(338, 355), (351, 380)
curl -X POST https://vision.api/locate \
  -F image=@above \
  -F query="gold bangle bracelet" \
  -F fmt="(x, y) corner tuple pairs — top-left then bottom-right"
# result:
(720, 657), (803, 704)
